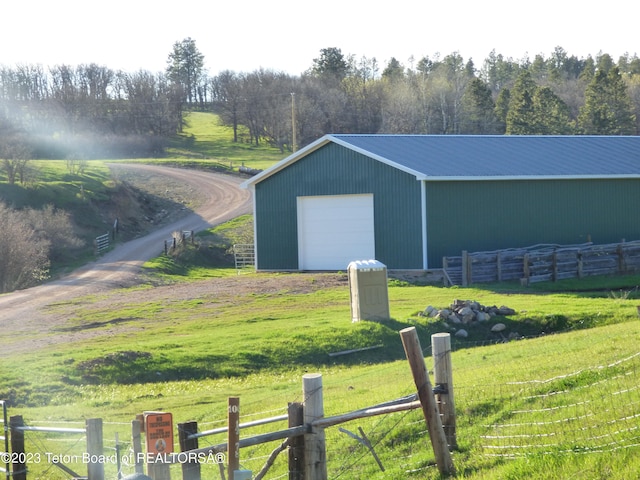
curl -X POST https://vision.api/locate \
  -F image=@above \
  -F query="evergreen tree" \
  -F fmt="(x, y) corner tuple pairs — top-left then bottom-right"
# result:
(532, 86), (574, 134)
(494, 88), (510, 134)
(505, 70), (537, 134)
(578, 66), (636, 134)
(382, 57), (405, 82)
(461, 78), (499, 134)
(166, 37), (205, 105)
(310, 47), (349, 83)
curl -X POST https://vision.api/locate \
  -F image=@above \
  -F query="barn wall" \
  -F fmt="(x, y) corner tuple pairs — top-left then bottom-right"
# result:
(425, 178), (640, 267)
(255, 143), (423, 270)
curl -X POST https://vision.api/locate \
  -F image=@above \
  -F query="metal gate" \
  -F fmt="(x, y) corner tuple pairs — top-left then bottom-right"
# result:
(233, 244), (255, 273)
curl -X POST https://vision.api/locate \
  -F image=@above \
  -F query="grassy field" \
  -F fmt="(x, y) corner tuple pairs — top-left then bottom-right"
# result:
(3, 118), (640, 478)
(4, 240), (640, 479)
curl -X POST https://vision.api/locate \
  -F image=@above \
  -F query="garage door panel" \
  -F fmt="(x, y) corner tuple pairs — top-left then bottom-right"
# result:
(297, 194), (375, 270)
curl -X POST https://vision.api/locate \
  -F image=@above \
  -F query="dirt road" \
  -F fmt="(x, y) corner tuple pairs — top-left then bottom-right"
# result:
(0, 164), (252, 338)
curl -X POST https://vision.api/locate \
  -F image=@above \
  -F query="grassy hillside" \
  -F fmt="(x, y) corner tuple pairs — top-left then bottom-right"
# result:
(165, 111), (287, 170)
(4, 248), (640, 478)
(3, 119), (640, 478)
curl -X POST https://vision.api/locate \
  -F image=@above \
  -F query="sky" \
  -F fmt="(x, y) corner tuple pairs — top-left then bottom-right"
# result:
(2, 0), (639, 76)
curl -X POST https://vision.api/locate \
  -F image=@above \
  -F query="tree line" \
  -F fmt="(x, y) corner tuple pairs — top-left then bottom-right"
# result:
(1, 41), (639, 162)
(210, 46), (639, 150)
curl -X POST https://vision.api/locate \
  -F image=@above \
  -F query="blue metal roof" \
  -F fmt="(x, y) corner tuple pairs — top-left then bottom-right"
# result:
(242, 135), (640, 188)
(330, 134), (640, 180)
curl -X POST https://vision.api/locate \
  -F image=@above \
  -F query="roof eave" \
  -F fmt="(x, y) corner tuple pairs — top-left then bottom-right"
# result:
(418, 174), (640, 181)
(240, 135), (334, 189)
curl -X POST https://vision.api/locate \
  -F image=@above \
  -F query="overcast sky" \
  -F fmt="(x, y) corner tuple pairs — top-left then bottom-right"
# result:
(2, 0), (638, 76)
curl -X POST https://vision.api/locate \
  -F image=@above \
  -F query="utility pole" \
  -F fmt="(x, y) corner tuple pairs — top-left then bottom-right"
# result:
(291, 92), (297, 152)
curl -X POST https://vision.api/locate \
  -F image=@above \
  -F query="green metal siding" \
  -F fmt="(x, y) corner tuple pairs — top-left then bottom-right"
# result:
(255, 143), (423, 270)
(426, 178), (640, 268)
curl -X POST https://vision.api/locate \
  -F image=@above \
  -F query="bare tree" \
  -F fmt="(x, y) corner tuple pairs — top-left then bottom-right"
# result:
(0, 203), (50, 293)
(0, 130), (33, 184)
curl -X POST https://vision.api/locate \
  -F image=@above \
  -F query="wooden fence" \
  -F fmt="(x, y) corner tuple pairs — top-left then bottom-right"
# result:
(1, 330), (456, 480)
(443, 240), (640, 286)
(164, 230), (195, 254)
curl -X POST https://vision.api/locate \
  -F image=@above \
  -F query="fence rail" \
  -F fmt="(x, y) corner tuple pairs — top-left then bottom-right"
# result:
(443, 240), (640, 285)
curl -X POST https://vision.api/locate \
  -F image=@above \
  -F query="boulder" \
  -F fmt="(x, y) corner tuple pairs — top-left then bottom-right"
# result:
(454, 329), (468, 338)
(491, 323), (507, 332)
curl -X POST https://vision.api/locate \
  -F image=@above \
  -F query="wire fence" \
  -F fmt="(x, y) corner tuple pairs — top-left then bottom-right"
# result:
(476, 352), (640, 458)
(10, 338), (640, 479)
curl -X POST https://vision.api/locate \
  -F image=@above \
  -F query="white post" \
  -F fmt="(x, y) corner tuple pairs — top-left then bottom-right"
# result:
(303, 373), (327, 480)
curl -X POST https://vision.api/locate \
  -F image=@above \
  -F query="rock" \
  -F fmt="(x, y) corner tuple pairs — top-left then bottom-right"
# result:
(449, 314), (462, 324)
(461, 311), (476, 324)
(454, 329), (468, 338)
(424, 305), (436, 316)
(491, 323), (506, 332)
(439, 308), (452, 318)
(476, 311), (491, 322)
(498, 306), (516, 316)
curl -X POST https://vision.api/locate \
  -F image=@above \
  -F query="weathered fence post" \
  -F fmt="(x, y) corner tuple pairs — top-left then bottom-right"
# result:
(400, 327), (455, 476)
(9, 416), (26, 480)
(288, 403), (305, 480)
(461, 251), (469, 287)
(303, 373), (327, 480)
(86, 418), (105, 480)
(132, 418), (144, 474)
(432, 333), (457, 450)
(577, 251), (584, 278)
(523, 253), (530, 285)
(228, 397), (240, 480)
(178, 421), (200, 480)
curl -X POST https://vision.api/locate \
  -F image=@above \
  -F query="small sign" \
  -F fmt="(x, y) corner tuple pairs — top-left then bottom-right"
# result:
(144, 412), (174, 454)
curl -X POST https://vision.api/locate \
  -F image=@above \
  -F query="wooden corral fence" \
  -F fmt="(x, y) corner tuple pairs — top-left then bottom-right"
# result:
(443, 240), (640, 286)
(1, 331), (456, 480)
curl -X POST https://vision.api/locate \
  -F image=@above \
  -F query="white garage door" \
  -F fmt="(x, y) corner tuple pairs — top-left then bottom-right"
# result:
(297, 194), (375, 270)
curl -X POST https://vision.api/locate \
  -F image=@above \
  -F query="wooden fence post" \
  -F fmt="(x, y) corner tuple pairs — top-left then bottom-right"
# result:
(399, 327), (455, 476)
(86, 418), (105, 480)
(461, 251), (469, 287)
(228, 397), (240, 480)
(577, 251), (583, 278)
(303, 373), (327, 480)
(9, 416), (26, 480)
(523, 253), (530, 285)
(132, 419), (144, 474)
(179, 421), (201, 480)
(288, 403), (305, 480)
(432, 333), (457, 451)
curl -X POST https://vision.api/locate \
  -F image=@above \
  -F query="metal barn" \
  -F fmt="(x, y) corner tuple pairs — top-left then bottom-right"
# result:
(241, 135), (640, 271)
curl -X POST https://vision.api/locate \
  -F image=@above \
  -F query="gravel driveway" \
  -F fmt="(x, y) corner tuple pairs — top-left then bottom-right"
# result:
(0, 164), (254, 355)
